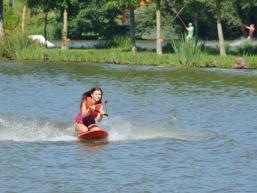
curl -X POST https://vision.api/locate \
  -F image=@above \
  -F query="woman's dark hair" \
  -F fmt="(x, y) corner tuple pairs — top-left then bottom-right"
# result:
(80, 87), (103, 108)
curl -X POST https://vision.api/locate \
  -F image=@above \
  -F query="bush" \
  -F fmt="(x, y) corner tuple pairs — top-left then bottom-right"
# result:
(0, 33), (34, 59)
(94, 36), (131, 50)
(237, 40), (257, 55)
(163, 41), (175, 53)
(172, 38), (204, 66)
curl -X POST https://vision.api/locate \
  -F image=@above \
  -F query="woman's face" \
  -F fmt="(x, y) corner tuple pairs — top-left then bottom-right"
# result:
(91, 90), (102, 102)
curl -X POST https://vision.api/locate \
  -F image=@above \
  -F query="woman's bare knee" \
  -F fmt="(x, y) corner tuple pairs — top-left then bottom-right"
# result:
(75, 123), (88, 134)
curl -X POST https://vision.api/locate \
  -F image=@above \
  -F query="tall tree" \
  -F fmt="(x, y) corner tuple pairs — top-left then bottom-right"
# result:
(21, 5), (26, 32)
(114, 0), (139, 52)
(63, 0), (118, 40)
(129, 4), (136, 52)
(55, 0), (70, 49)
(179, 0), (204, 39)
(156, 0), (162, 54)
(26, 0), (58, 47)
(185, 0), (226, 56)
(0, 0), (3, 38)
(9, 0), (13, 7)
(61, 9), (68, 50)
(236, 0), (257, 26)
(216, 0), (225, 56)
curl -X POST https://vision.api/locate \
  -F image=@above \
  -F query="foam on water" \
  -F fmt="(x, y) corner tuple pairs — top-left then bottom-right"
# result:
(0, 115), (75, 142)
(103, 116), (218, 142)
(0, 114), (218, 142)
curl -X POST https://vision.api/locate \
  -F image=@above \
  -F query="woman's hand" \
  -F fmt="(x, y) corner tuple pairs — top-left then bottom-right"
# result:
(99, 110), (106, 116)
(89, 105), (96, 111)
(95, 110), (107, 122)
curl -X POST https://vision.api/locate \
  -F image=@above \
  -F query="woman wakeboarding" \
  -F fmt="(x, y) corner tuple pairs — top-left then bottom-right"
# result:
(74, 87), (107, 135)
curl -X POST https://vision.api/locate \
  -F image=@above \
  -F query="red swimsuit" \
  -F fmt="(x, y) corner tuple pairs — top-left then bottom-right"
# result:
(75, 97), (103, 128)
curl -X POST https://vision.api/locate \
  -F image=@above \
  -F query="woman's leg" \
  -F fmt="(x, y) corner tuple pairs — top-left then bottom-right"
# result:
(75, 123), (89, 134)
(88, 124), (101, 131)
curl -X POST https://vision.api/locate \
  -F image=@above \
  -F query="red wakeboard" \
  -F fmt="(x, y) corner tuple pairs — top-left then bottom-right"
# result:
(78, 130), (108, 141)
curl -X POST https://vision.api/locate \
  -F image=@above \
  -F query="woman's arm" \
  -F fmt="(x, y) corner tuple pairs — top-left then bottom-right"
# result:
(95, 106), (105, 122)
(80, 100), (92, 117)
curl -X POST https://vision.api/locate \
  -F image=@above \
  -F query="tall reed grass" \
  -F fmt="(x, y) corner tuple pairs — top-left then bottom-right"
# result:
(237, 40), (257, 55)
(94, 36), (131, 50)
(172, 38), (204, 66)
(1, 33), (257, 69)
(0, 33), (34, 59)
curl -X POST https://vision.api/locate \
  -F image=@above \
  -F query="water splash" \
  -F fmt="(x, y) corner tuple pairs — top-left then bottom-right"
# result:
(102, 116), (218, 142)
(0, 114), (218, 142)
(0, 115), (75, 142)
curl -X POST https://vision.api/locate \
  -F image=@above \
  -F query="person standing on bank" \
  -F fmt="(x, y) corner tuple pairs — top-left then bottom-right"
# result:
(186, 22), (194, 40)
(245, 24), (255, 40)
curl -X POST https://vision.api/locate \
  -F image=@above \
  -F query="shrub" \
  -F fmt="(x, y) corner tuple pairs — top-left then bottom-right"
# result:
(95, 36), (131, 50)
(172, 38), (204, 66)
(0, 33), (34, 59)
(237, 40), (257, 55)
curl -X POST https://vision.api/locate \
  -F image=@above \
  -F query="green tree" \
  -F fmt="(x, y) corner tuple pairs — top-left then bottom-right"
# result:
(64, 0), (119, 40)
(177, 0), (203, 39)
(156, 0), (162, 54)
(236, 0), (257, 28)
(215, 0), (226, 56)
(9, 0), (13, 7)
(111, 0), (139, 52)
(26, 0), (58, 47)
(186, 0), (226, 56)
(136, 2), (176, 40)
(0, 0), (3, 37)
(128, 0), (137, 52)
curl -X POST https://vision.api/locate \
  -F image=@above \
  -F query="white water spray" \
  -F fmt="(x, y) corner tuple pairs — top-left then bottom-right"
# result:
(0, 114), (218, 142)
(0, 115), (75, 142)
(102, 116), (218, 142)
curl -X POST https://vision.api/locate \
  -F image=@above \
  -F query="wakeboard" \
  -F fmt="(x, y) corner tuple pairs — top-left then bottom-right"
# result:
(78, 130), (108, 141)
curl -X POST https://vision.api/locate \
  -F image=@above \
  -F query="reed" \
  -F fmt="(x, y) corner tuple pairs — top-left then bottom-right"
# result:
(13, 47), (245, 67)
(236, 40), (257, 56)
(0, 33), (34, 59)
(171, 38), (204, 66)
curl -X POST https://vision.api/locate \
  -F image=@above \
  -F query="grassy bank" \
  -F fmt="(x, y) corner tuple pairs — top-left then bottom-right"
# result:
(14, 47), (257, 69)
(1, 0), (257, 69)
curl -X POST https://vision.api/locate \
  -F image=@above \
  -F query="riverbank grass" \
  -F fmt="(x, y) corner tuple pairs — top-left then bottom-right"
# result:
(15, 47), (257, 69)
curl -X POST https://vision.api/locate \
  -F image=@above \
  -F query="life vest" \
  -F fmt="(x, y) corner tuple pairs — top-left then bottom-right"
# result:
(86, 97), (103, 118)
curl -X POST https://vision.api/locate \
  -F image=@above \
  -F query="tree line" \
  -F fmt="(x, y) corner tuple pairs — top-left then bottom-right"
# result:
(0, 0), (257, 55)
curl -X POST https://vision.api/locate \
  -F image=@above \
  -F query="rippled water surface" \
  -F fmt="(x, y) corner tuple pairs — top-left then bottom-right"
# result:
(0, 61), (257, 193)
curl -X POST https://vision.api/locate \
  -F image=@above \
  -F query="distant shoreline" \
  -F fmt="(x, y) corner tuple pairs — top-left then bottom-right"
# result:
(11, 48), (257, 69)
(51, 38), (257, 50)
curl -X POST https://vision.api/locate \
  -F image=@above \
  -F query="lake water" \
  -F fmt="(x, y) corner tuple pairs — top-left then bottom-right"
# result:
(0, 61), (257, 193)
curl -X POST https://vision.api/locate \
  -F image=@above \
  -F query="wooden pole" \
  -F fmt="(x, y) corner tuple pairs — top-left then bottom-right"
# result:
(129, 6), (136, 52)
(216, 0), (226, 56)
(0, 0), (4, 38)
(156, 0), (162, 55)
(9, 0), (13, 7)
(62, 9), (68, 50)
(21, 6), (26, 33)
(44, 12), (48, 48)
